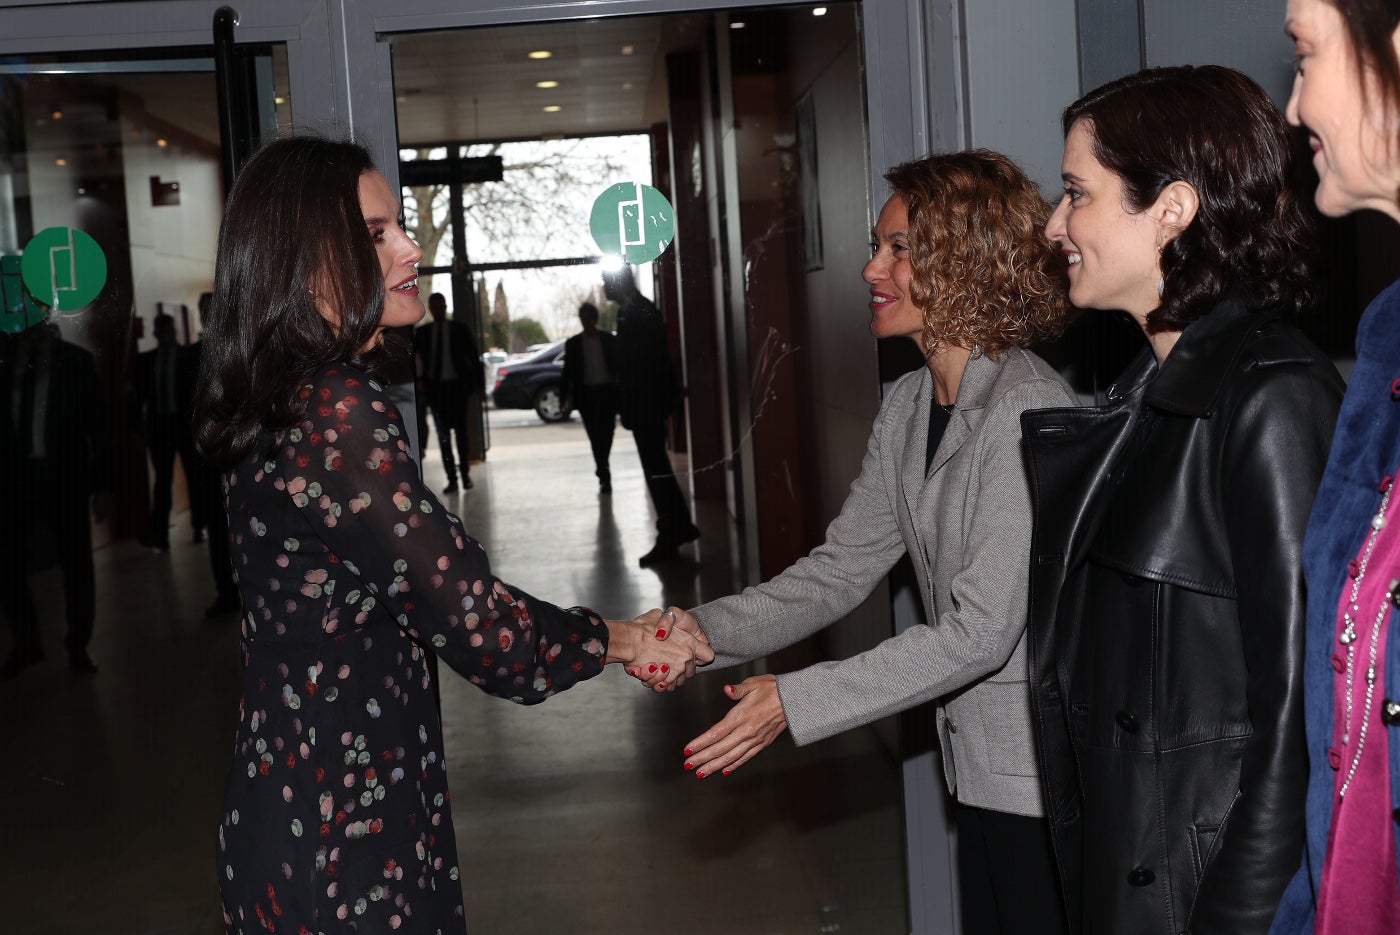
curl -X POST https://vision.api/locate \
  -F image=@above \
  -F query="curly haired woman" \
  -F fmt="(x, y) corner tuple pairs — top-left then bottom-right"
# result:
(675, 149), (1078, 935)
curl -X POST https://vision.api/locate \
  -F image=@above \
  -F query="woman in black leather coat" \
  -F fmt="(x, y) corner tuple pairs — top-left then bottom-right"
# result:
(1022, 66), (1344, 935)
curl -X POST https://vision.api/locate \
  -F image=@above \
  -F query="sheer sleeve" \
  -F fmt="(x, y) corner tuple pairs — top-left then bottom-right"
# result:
(277, 364), (606, 703)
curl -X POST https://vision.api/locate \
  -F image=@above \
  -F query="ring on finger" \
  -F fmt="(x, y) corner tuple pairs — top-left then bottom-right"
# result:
(662, 608), (678, 623)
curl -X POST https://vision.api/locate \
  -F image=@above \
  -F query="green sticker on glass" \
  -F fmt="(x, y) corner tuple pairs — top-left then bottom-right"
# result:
(20, 226), (107, 311)
(0, 254), (46, 334)
(590, 182), (675, 265)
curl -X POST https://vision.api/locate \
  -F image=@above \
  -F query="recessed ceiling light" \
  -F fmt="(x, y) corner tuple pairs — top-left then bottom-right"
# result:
(730, 21), (746, 29)
(274, 96), (286, 104)
(542, 105), (562, 112)
(156, 138), (168, 148)
(51, 108), (63, 120)
(621, 44), (634, 55)
(536, 80), (559, 89)
(813, 6), (828, 15)
(528, 50), (552, 59)
(55, 157), (67, 166)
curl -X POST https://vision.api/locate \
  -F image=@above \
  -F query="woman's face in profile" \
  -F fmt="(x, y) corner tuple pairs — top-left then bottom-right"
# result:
(1046, 120), (1164, 318)
(1286, 0), (1400, 218)
(359, 170), (425, 332)
(863, 195), (924, 344)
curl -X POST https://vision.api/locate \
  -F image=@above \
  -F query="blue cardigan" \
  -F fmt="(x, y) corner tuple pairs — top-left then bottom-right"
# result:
(1271, 277), (1400, 932)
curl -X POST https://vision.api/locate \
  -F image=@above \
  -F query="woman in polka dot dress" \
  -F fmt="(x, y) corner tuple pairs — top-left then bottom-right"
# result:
(195, 137), (710, 934)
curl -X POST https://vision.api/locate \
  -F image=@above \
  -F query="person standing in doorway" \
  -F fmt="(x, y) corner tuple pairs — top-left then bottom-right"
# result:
(603, 265), (699, 566)
(412, 292), (484, 494)
(0, 320), (112, 677)
(562, 301), (620, 494)
(134, 312), (202, 549)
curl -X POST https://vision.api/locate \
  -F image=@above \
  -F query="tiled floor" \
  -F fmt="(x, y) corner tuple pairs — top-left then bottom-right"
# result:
(2, 410), (908, 935)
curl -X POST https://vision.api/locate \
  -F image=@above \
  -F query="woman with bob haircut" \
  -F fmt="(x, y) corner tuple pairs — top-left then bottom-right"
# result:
(1021, 65), (1344, 935)
(197, 136), (711, 933)
(1273, 1), (1400, 929)
(671, 149), (1078, 934)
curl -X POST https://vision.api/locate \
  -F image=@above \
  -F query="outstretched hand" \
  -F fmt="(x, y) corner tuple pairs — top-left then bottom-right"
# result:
(682, 675), (788, 778)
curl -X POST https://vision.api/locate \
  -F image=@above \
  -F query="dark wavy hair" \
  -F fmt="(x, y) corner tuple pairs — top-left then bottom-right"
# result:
(1327, 0), (1400, 153)
(884, 150), (1070, 358)
(1064, 65), (1314, 333)
(195, 136), (389, 468)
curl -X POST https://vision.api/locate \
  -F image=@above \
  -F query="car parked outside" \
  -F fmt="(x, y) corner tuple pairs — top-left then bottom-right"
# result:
(489, 340), (572, 422)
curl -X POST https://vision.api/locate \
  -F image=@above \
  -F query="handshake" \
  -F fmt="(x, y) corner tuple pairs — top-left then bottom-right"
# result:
(604, 607), (788, 779)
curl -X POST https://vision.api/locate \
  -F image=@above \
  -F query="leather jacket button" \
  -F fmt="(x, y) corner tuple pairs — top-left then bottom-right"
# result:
(1127, 867), (1154, 886)
(1115, 710), (1140, 733)
(1383, 699), (1400, 726)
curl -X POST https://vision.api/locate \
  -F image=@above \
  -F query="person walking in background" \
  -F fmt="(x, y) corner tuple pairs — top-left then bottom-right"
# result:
(196, 136), (710, 932)
(1272, 1), (1400, 930)
(1024, 65), (1341, 934)
(561, 301), (619, 494)
(0, 320), (112, 677)
(412, 291), (484, 494)
(671, 150), (1078, 935)
(603, 264), (698, 566)
(133, 311), (203, 550)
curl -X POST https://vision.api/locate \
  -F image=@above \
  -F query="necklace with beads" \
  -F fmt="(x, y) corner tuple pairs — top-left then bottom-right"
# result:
(1338, 477), (1397, 800)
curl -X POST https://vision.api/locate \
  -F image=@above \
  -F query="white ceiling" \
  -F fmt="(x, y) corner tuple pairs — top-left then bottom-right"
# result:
(391, 15), (704, 145)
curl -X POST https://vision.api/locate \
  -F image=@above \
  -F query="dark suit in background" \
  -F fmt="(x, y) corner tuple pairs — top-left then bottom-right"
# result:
(412, 293), (485, 494)
(561, 302), (620, 493)
(133, 315), (203, 549)
(0, 323), (112, 675)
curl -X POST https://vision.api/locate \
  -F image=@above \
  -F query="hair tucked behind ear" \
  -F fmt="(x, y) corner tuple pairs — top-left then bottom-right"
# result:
(884, 149), (1071, 357)
(195, 136), (389, 468)
(1063, 65), (1314, 332)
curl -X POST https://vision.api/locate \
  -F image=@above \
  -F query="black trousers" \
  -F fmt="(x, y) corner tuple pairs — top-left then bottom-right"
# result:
(575, 384), (618, 479)
(0, 461), (95, 656)
(630, 417), (693, 539)
(147, 414), (204, 545)
(956, 803), (1068, 935)
(203, 467), (236, 602)
(426, 380), (472, 483)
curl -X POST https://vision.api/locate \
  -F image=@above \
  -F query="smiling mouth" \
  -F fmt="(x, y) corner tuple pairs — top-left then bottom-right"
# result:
(1064, 251), (1082, 266)
(391, 277), (418, 292)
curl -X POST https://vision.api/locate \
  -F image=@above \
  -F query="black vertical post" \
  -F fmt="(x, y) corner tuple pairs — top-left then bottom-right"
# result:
(213, 6), (242, 195)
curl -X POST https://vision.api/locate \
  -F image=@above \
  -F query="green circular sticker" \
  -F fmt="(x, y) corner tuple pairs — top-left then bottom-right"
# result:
(589, 182), (675, 265)
(20, 226), (107, 311)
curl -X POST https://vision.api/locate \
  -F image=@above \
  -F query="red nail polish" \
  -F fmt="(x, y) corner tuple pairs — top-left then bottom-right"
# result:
(685, 762), (694, 770)
(684, 748), (693, 756)
(656, 628), (667, 639)
(648, 663), (657, 673)
(658, 682), (667, 690)
(696, 770), (706, 779)
(626, 668), (637, 677)
(661, 664), (670, 673)
(722, 768), (731, 776)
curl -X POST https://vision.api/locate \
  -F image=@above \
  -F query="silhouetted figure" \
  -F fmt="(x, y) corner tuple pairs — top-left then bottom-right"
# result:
(192, 293), (238, 617)
(0, 320), (112, 677)
(133, 312), (202, 549)
(412, 292), (485, 493)
(602, 265), (698, 566)
(562, 301), (620, 493)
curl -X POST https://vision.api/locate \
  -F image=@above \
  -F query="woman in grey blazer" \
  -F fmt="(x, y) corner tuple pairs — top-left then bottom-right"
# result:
(672, 150), (1077, 934)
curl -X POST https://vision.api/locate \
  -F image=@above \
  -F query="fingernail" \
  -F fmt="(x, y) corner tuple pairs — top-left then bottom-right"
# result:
(648, 663), (658, 673)
(658, 682), (668, 690)
(661, 664), (670, 673)
(696, 770), (706, 779)
(626, 668), (638, 677)
(722, 768), (731, 776)
(685, 762), (694, 770)
(656, 628), (667, 639)
(684, 747), (693, 756)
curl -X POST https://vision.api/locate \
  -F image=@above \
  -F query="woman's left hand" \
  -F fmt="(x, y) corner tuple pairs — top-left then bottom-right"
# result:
(681, 675), (788, 778)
